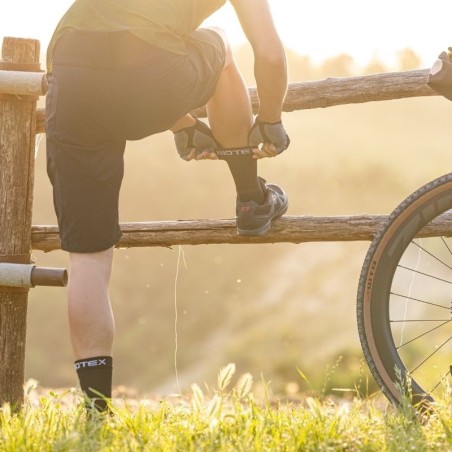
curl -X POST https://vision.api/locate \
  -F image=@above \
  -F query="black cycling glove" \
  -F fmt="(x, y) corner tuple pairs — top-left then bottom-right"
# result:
(173, 119), (218, 161)
(248, 117), (290, 154)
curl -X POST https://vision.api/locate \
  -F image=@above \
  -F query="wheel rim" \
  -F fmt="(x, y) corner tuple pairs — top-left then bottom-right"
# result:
(359, 176), (452, 405)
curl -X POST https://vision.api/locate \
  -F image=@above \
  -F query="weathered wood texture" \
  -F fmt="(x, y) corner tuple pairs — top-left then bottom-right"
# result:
(0, 37), (39, 408)
(277, 69), (436, 111)
(0, 70), (47, 96)
(35, 69), (436, 134)
(30, 213), (452, 252)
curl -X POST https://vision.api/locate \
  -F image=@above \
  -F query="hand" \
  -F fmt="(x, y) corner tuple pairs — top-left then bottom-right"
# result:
(248, 117), (290, 159)
(173, 119), (219, 161)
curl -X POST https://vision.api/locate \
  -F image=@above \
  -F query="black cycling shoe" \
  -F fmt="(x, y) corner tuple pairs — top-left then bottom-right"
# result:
(236, 178), (288, 236)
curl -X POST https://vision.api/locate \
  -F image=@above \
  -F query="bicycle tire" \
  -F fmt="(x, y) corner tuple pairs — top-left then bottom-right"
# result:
(357, 172), (452, 407)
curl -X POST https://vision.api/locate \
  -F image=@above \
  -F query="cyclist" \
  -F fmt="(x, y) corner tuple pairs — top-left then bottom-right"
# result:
(46, 0), (290, 411)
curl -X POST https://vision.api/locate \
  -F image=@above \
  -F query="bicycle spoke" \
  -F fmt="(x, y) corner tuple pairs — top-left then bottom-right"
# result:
(391, 319), (451, 322)
(440, 236), (452, 257)
(410, 335), (452, 374)
(391, 292), (450, 310)
(395, 320), (451, 349)
(411, 239), (452, 270)
(397, 264), (452, 285)
(429, 366), (452, 394)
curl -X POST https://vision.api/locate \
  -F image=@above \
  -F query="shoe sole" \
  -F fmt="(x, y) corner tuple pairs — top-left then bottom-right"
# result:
(237, 184), (288, 236)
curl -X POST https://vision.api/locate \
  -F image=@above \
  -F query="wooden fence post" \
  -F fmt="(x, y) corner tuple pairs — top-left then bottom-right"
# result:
(0, 37), (40, 407)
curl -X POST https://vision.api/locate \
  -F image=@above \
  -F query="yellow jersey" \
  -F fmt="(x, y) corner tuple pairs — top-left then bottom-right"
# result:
(47, 0), (226, 69)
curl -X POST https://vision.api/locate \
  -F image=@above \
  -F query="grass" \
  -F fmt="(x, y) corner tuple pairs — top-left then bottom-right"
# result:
(2, 365), (452, 451)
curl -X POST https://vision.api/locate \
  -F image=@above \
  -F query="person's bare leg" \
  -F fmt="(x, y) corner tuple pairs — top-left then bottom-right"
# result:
(170, 29), (252, 146)
(68, 247), (115, 411)
(206, 28), (253, 148)
(68, 247), (115, 360)
(170, 29), (253, 161)
(169, 28), (264, 201)
(206, 27), (264, 203)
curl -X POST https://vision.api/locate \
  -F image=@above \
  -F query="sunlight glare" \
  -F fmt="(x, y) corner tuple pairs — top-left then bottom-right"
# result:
(1, 0), (452, 67)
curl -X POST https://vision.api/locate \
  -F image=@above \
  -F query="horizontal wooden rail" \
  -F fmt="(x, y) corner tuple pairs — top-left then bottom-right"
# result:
(35, 69), (437, 134)
(0, 70), (47, 96)
(31, 212), (452, 251)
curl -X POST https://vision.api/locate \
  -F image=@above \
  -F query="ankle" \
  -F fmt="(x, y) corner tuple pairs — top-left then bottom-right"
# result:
(238, 185), (265, 204)
(75, 356), (113, 412)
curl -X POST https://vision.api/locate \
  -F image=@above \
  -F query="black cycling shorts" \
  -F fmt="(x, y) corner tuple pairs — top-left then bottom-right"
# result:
(46, 29), (226, 252)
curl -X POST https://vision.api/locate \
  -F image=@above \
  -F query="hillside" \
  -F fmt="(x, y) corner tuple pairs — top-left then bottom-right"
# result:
(25, 49), (452, 397)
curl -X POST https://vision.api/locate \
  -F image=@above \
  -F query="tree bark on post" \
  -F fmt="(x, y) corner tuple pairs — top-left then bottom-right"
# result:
(0, 37), (40, 408)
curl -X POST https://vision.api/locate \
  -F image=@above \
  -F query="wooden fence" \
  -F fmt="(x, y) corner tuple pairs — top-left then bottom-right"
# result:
(32, 67), (438, 249)
(0, 36), (442, 407)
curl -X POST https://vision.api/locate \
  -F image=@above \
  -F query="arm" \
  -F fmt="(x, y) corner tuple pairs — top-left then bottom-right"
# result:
(230, 0), (287, 122)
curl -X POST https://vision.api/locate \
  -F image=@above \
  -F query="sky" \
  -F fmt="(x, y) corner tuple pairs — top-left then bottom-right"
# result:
(1, 0), (452, 68)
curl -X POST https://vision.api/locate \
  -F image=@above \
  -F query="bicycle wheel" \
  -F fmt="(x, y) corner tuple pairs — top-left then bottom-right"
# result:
(357, 172), (452, 407)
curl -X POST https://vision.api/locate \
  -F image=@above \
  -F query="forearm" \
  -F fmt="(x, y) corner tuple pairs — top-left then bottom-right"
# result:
(230, 0), (287, 121)
(254, 49), (288, 122)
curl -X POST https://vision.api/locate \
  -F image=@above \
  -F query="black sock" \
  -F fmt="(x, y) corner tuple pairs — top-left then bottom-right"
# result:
(75, 356), (113, 412)
(226, 157), (265, 203)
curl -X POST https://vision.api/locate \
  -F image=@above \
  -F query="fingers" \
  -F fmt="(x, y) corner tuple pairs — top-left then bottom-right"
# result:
(252, 143), (278, 160)
(195, 150), (218, 161)
(186, 148), (196, 161)
(184, 148), (219, 161)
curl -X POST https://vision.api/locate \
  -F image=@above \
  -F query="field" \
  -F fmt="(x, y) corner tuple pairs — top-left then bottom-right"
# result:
(2, 366), (452, 451)
(2, 47), (452, 451)
(21, 50), (452, 403)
